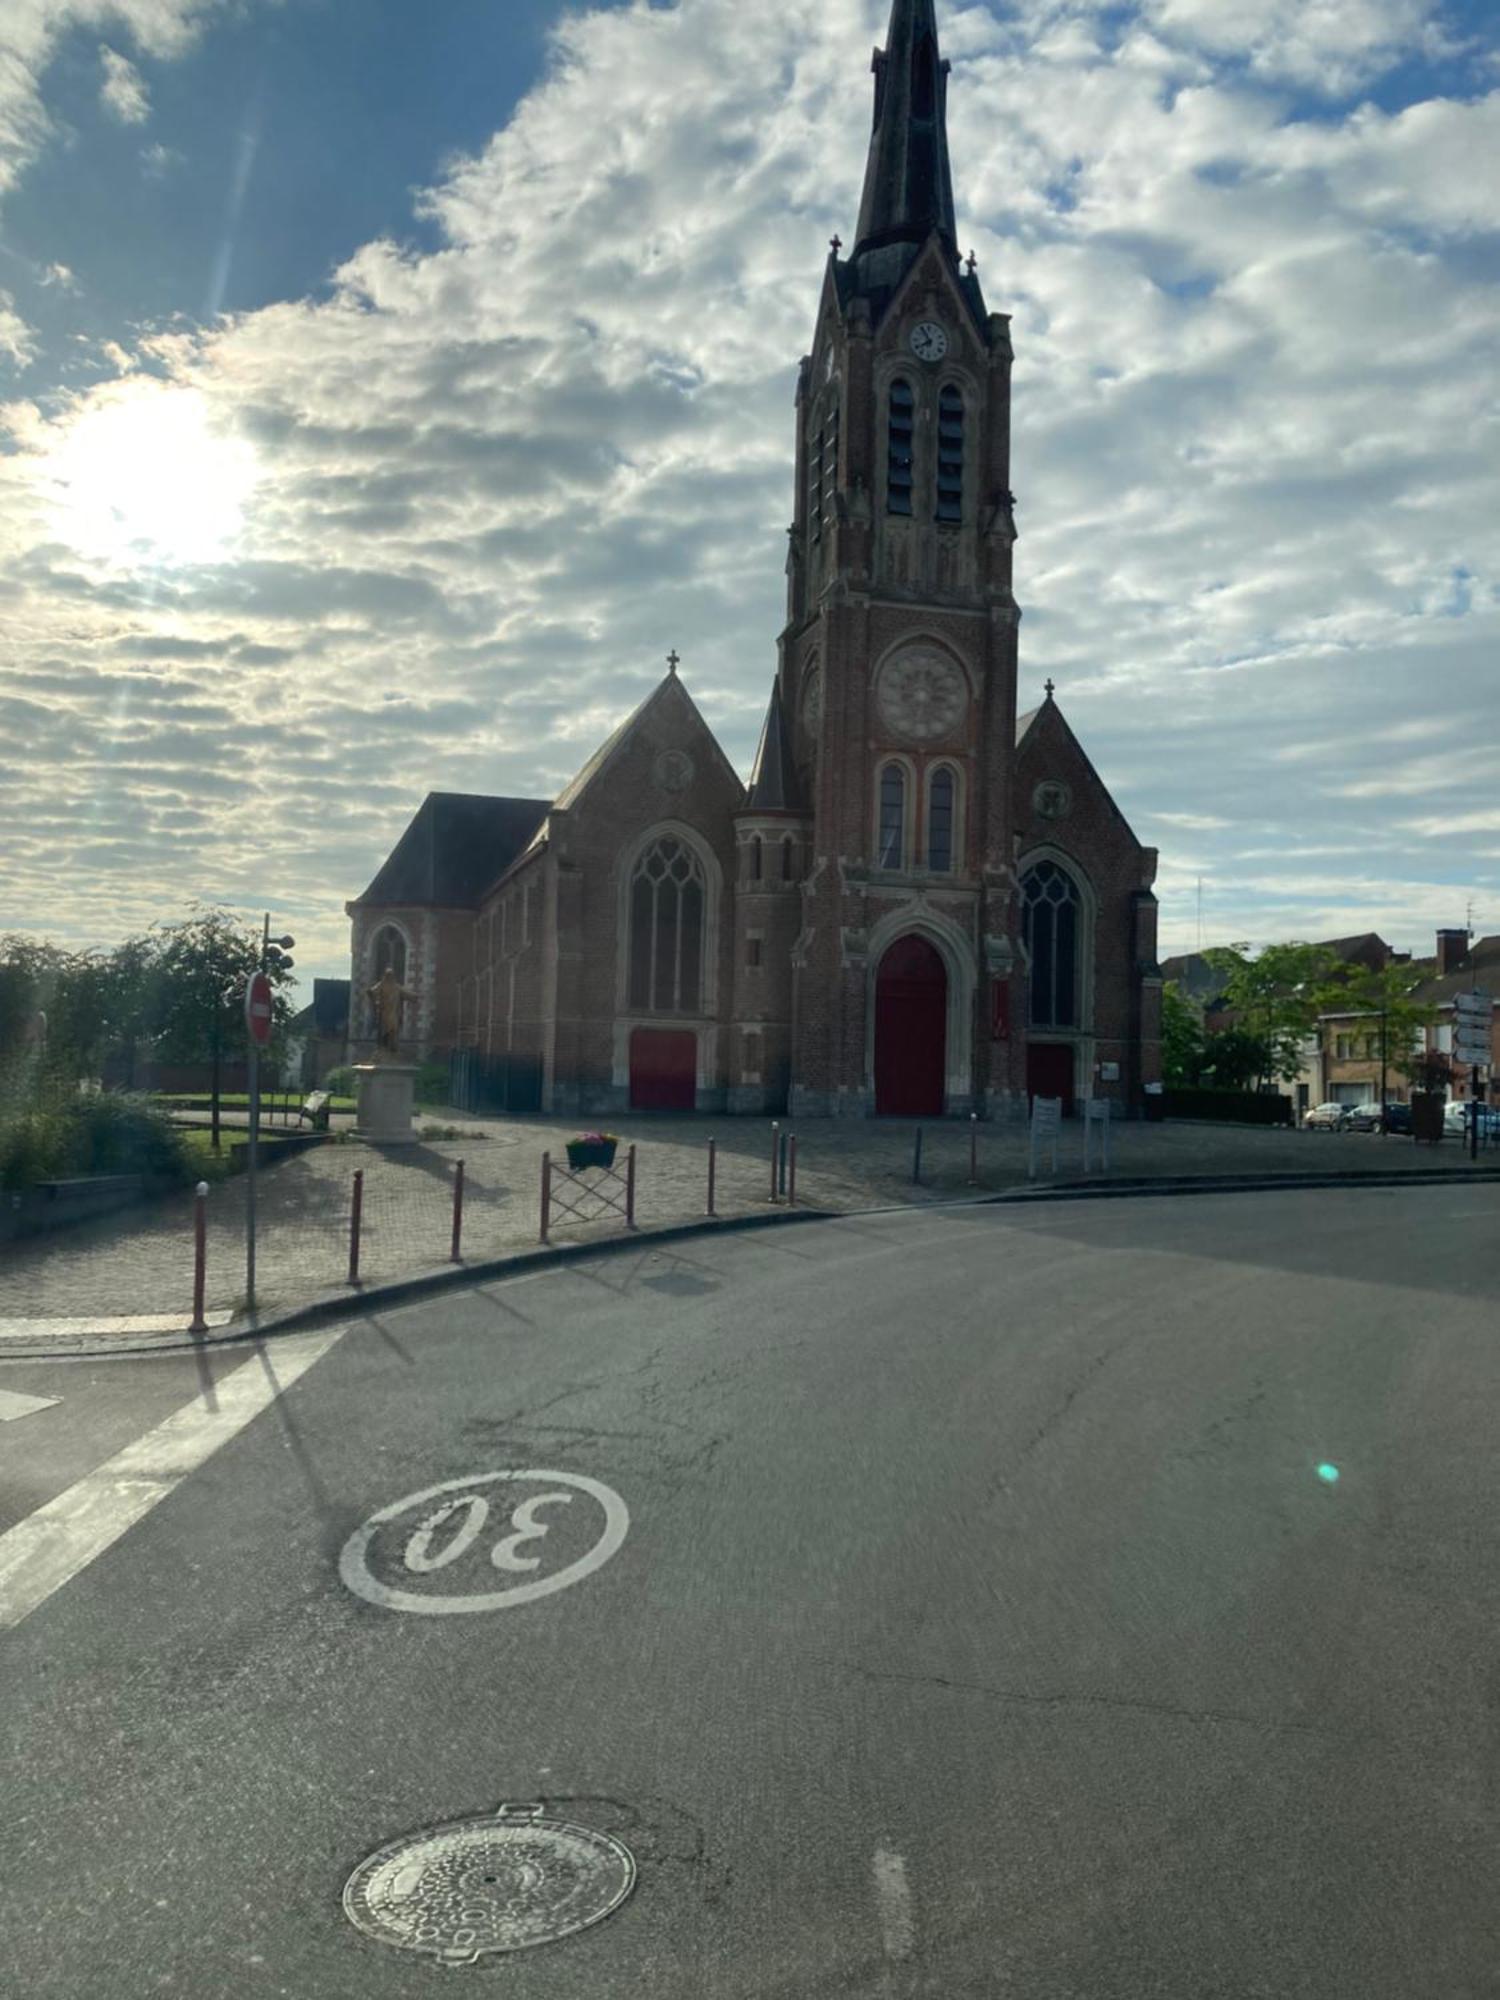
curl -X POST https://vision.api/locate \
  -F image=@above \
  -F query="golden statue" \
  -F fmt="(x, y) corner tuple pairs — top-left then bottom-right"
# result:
(367, 966), (414, 1058)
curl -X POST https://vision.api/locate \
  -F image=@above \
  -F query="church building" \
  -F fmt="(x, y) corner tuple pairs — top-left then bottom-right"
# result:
(346, 0), (1163, 1119)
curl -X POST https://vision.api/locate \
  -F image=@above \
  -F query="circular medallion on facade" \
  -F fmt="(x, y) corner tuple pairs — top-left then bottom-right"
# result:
(343, 1808), (636, 1965)
(653, 749), (694, 794)
(1033, 779), (1072, 821)
(801, 665), (823, 737)
(876, 649), (967, 743)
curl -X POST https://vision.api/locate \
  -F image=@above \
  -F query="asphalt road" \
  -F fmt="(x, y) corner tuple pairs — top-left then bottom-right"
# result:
(3, 1184), (1499, 1998)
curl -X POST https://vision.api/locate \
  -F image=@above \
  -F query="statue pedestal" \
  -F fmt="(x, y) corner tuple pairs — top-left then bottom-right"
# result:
(354, 1063), (417, 1146)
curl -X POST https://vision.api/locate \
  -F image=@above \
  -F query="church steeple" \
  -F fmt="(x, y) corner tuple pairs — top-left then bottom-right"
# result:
(852, 0), (958, 266)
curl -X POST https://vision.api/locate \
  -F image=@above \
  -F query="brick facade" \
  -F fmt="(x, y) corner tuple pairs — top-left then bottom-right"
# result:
(345, 0), (1164, 1120)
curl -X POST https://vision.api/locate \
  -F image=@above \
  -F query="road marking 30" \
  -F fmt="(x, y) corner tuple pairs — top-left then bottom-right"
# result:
(0, 1327), (347, 1632)
(339, 1470), (629, 1616)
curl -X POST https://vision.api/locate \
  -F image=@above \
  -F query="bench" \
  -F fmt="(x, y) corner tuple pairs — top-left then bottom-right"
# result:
(299, 1090), (332, 1131)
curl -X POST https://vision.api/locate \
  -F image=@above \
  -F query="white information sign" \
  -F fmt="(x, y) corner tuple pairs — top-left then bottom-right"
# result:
(1029, 1096), (1062, 1181)
(339, 1469), (629, 1616)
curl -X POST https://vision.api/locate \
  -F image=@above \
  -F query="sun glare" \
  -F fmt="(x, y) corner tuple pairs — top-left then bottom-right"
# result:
(47, 384), (259, 568)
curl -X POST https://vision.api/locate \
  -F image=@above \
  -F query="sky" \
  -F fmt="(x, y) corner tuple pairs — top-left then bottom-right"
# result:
(0, 0), (1496, 992)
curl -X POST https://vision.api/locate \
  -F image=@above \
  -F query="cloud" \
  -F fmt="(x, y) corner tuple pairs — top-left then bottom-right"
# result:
(0, 291), (36, 366)
(0, 0), (1496, 982)
(98, 45), (150, 124)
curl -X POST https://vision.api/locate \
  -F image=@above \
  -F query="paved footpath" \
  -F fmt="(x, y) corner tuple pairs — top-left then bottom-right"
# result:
(0, 1109), (1489, 1341)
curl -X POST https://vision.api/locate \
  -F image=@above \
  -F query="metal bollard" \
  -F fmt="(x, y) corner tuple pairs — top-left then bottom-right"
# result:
(451, 1158), (466, 1263)
(188, 1180), (209, 1334)
(912, 1125), (923, 1185)
(769, 1120), (780, 1203)
(706, 1137), (717, 1217)
(625, 1144), (637, 1228)
(540, 1152), (552, 1244)
(968, 1111), (978, 1186)
(348, 1169), (364, 1286)
(788, 1135), (798, 1208)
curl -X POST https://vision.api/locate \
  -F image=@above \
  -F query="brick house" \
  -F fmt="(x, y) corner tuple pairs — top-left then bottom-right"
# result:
(346, 0), (1163, 1119)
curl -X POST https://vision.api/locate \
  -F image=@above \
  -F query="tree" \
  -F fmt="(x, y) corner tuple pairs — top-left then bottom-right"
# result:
(1315, 959), (1439, 1118)
(1161, 983), (1205, 1086)
(1203, 941), (1336, 1089)
(1199, 1026), (1273, 1091)
(140, 909), (294, 1063)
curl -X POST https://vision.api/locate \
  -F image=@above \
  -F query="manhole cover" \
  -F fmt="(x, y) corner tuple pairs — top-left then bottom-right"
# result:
(343, 1804), (636, 1966)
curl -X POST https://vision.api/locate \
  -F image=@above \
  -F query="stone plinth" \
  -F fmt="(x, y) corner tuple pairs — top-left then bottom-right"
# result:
(354, 1063), (417, 1145)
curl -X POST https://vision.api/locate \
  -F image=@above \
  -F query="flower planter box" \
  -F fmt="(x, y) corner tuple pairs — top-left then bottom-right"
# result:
(566, 1139), (618, 1172)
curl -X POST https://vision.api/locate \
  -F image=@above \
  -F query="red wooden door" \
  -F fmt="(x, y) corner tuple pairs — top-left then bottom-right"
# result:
(629, 1028), (697, 1111)
(874, 936), (947, 1116)
(1027, 1040), (1075, 1114)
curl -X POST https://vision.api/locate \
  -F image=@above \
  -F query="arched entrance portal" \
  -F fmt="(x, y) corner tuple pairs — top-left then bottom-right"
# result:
(630, 1028), (697, 1111)
(874, 935), (947, 1116)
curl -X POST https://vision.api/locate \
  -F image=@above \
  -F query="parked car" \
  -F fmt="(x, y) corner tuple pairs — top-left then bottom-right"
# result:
(1305, 1102), (1352, 1130)
(1344, 1102), (1383, 1131)
(1382, 1101), (1413, 1135)
(1444, 1100), (1500, 1138)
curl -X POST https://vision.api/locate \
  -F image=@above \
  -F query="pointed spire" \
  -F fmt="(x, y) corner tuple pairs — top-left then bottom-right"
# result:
(852, 0), (958, 264)
(746, 680), (804, 813)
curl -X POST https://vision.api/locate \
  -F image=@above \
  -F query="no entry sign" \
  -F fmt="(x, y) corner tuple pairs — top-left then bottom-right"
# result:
(245, 970), (274, 1047)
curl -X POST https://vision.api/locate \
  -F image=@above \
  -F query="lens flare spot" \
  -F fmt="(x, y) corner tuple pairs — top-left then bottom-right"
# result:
(1316, 1462), (1340, 1484)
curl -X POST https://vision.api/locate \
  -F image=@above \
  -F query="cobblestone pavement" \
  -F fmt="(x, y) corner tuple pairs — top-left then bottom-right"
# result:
(0, 1108), (1490, 1332)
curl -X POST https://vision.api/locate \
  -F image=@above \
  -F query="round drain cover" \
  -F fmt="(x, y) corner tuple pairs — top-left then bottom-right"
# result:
(343, 1805), (636, 1965)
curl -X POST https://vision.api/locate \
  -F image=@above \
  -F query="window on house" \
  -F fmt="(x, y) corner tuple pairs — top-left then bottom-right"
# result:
(746, 936), (762, 969)
(936, 384), (964, 522)
(878, 763), (906, 869)
(750, 836), (762, 883)
(628, 835), (706, 1014)
(888, 379), (914, 515)
(927, 767), (956, 872)
(1335, 1035), (1353, 1060)
(1022, 860), (1081, 1028)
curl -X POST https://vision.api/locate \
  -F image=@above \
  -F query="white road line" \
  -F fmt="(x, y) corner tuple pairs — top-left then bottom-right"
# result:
(872, 1847), (915, 1961)
(0, 1390), (61, 1423)
(0, 1325), (346, 1633)
(0, 1311), (232, 1343)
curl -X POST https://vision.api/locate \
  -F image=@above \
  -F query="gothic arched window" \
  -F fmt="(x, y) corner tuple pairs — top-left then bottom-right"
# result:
(1023, 860), (1081, 1028)
(373, 925), (407, 984)
(936, 384), (964, 522)
(878, 762), (907, 870)
(887, 379), (914, 516)
(927, 766), (957, 872)
(629, 835), (706, 1014)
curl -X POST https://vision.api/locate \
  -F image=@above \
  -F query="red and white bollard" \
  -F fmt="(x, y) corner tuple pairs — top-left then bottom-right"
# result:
(348, 1169), (364, 1286)
(188, 1180), (209, 1334)
(450, 1158), (466, 1263)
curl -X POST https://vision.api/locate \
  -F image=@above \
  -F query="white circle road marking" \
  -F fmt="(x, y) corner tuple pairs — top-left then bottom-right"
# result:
(339, 1470), (629, 1616)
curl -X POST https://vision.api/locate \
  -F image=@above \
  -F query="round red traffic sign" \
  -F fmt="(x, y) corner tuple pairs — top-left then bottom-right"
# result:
(245, 970), (274, 1047)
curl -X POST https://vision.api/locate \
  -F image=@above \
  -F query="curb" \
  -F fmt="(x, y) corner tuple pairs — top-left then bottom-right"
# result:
(3, 1165), (1495, 1362)
(0, 1205), (838, 1362)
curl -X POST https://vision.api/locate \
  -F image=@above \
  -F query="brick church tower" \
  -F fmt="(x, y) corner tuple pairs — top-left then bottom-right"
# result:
(740, 0), (1025, 1117)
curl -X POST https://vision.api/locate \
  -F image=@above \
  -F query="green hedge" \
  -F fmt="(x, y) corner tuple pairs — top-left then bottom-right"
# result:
(0, 1089), (194, 1191)
(1163, 1087), (1293, 1127)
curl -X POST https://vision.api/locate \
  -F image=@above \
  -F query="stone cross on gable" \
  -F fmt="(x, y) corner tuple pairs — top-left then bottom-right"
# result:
(1044, 678), (1056, 699)
(667, 649), (681, 676)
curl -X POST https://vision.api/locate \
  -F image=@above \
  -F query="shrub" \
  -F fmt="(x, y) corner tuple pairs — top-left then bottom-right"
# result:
(322, 1064), (356, 1097)
(0, 1086), (193, 1190)
(415, 1060), (450, 1107)
(1162, 1087), (1293, 1127)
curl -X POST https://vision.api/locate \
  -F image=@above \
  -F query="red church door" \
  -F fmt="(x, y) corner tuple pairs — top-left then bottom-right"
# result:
(874, 936), (947, 1117)
(629, 1028), (697, 1111)
(1027, 1041), (1075, 1114)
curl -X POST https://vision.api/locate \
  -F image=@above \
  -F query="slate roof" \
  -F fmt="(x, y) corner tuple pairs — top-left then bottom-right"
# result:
(745, 680), (805, 812)
(352, 792), (551, 910)
(1412, 934), (1500, 1007)
(853, 0), (958, 262)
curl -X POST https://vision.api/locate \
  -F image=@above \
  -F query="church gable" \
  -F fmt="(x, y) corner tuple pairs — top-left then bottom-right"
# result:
(1015, 696), (1153, 883)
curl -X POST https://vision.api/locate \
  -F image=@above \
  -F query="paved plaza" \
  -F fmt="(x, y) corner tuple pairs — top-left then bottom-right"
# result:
(0, 1108), (1491, 1340)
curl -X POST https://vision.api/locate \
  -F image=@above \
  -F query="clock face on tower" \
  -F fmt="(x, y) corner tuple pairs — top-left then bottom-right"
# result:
(909, 320), (948, 362)
(876, 649), (967, 742)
